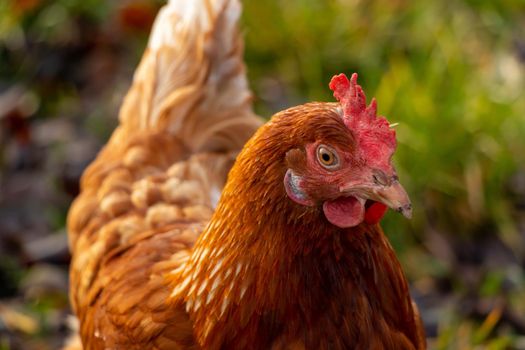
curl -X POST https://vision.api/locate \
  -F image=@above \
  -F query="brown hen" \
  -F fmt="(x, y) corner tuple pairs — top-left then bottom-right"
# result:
(66, 0), (426, 349)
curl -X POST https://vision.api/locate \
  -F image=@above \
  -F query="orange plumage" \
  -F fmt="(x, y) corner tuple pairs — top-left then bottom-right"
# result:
(65, 0), (426, 349)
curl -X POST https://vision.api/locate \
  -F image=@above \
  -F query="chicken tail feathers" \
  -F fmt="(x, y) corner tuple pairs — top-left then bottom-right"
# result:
(119, 0), (261, 153)
(67, 0), (259, 312)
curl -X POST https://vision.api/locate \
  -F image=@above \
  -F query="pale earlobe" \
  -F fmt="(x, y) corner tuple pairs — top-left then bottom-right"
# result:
(284, 169), (314, 206)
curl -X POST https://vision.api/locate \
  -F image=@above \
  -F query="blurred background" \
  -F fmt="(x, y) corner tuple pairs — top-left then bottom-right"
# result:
(0, 0), (524, 349)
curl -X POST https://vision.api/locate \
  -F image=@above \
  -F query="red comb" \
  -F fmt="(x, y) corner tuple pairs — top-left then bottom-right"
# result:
(329, 73), (397, 170)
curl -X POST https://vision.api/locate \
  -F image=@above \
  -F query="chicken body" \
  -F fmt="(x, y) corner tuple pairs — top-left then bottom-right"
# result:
(66, 0), (426, 349)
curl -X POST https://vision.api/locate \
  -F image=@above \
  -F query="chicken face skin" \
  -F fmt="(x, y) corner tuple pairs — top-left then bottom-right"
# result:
(282, 103), (411, 228)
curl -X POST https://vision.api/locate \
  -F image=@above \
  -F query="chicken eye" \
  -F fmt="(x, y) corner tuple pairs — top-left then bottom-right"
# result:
(316, 145), (339, 169)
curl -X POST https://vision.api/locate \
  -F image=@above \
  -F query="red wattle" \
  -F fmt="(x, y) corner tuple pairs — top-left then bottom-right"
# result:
(364, 202), (388, 225)
(322, 196), (364, 228)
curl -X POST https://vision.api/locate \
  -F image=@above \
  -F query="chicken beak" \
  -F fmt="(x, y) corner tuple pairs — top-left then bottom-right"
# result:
(340, 179), (413, 219)
(372, 181), (412, 219)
